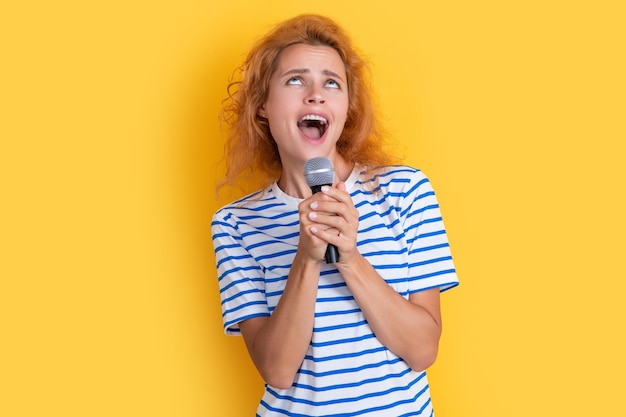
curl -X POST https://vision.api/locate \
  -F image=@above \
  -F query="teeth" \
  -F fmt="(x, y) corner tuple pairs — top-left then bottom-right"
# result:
(300, 114), (327, 124)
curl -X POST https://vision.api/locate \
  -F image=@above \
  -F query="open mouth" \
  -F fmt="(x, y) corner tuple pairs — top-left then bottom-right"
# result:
(297, 114), (328, 140)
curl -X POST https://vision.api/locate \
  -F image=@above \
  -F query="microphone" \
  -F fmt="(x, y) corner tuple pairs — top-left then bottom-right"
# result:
(304, 157), (339, 264)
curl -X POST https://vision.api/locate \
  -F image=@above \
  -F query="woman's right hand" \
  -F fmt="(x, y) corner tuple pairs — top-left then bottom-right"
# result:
(297, 191), (339, 262)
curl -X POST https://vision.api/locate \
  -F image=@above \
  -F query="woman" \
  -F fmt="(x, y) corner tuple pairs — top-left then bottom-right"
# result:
(212, 14), (458, 416)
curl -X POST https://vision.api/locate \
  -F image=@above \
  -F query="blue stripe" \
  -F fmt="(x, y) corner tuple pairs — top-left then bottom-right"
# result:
(222, 299), (266, 317)
(408, 281), (460, 294)
(304, 346), (387, 363)
(359, 219), (400, 234)
(213, 242), (242, 254)
(415, 190), (435, 200)
(298, 357), (403, 378)
(316, 295), (355, 303)
(217, 265), (262, 284)
(256, 249), (297, 262)
(358, 234), (403, 247)
(246, 238), (295, 251)
(215, 253), (253, 269)
(369, 262), (409, 270)
(397, 396), (432, 417)
(238, 219), (299, 234)
(293, 367), (413, 392)
(314, 308), (360, 318)
(210, 220), (235, 231)
(408, 256), (453, 269)
(314, 319), (368, 333)
(265, 289), (284, 298)
(236, 206), (294, 219)
(220, 277), (261, 294)
(220, 288), (264, 305)
(264, 372), (425, 409)
(310, 333), (376, 348)
(404, 216), (443, 234)
(408, 269), (457, 281)
(265, 263), (294, 272)
(388, 180), (429, 199)
(318, 281), (348, 290)
(415, 230), (447, 240)
(259, 385), (430, 417)
(403, 203), (439, 219)
(359, 206), (397, 222)
(211, 232), (242, 244)
(361, 248), (408, 257)
(408, 242), (450, 254)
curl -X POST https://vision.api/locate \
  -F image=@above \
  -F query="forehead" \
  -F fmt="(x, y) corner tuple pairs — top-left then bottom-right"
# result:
(274, 43), (346, 78)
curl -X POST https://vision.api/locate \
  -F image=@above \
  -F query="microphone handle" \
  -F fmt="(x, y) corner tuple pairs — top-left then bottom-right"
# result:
(309, 182), (339, 263)
(325, 244), (339, 264)
(310, 184), (326, 193)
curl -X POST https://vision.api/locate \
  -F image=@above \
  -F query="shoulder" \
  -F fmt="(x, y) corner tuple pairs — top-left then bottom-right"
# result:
(356, 165), (430, 193)
(357, 164), (425, 180)
(212, 187), (275, 221)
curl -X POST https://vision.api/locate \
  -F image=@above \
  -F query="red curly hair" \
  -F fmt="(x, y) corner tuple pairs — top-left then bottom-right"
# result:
(219, 14), (396, 193)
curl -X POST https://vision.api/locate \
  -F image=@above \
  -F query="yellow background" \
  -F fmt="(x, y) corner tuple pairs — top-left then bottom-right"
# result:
(2, 1), (625, 416)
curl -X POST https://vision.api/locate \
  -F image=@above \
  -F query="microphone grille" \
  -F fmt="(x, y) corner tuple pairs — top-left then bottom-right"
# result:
(304, 157), (335, 187)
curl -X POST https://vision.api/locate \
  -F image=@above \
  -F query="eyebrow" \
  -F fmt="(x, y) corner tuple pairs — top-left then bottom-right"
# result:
(281, 68), (345, 82)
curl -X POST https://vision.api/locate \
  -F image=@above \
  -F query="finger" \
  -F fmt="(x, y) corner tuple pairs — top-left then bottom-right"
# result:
(320, 184), (350, 203)
(310, 200), (359, 229)
(323, 184), (344, 198)
(309, 224), (341, 243)
(309, 211), (356, 247)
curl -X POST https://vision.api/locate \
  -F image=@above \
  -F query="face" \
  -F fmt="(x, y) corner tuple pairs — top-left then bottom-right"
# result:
(260, 43), (349, 173)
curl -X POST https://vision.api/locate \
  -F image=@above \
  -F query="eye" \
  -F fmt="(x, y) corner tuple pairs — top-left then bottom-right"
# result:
(325, 79), (340, 89)
(286, 76), (303, 85)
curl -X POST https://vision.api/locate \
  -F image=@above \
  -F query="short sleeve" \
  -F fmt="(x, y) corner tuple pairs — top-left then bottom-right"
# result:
(211, 209), (270, 335)
(400, 171), (459, 293)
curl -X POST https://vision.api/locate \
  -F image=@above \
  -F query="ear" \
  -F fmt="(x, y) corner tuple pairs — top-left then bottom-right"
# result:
(257, 107), (267, 119)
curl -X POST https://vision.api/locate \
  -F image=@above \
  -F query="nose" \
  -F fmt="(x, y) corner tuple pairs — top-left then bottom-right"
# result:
(305, 86), (325, 104)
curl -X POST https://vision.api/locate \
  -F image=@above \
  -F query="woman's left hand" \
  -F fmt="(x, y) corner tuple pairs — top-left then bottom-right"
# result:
(307, 182), (360, 264)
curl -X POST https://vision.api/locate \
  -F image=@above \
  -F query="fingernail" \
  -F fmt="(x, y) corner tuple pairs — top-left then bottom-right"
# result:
(310, 202), (318, 209)
(309, 212), (317, 220)
(321, 186), (329, 192)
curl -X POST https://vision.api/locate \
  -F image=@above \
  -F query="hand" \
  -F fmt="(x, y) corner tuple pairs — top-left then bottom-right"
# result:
(305, 182), (360, 264)
(297, 190), (335, 262)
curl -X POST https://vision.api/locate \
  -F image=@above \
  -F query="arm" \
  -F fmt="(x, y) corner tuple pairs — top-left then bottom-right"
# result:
(239, 254), (320, 389)
(239, 194), (333, 389)
(308, 183), (442, 371)
(335, 257), (441, 371)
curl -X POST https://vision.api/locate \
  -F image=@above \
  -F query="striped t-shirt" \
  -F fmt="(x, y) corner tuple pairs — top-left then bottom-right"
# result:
(211, 165), (459, 416)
